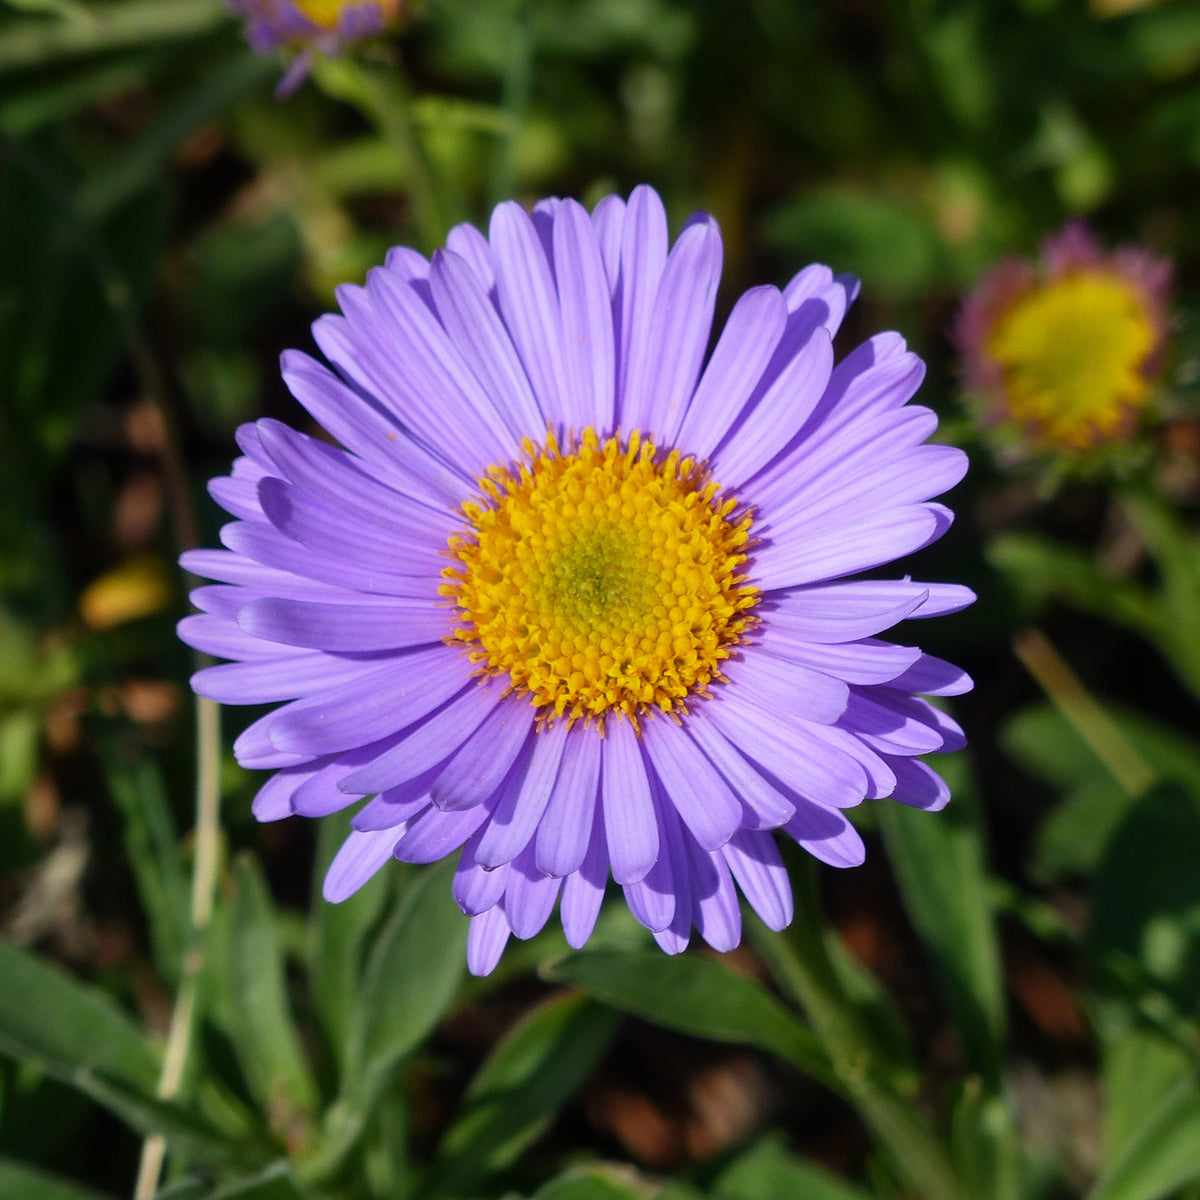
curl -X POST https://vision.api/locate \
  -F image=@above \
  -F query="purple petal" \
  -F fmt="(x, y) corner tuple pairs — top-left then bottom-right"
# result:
(888, 653), (973, 696)
(641, 717), (743, 851)
(784, 802), (866, 868)
(687, 834), (741, 953)
(238, 597), (447, 652)
(753, 505), (942, 592)
(467, 905), (510, 976)
(591, 194), (625, 296)
(429, 248), (543, 440)
(722, 649), (849, 726)
(621, 217), (722, 437)
(600, 718), (658, 885)
(280, 348), (464, 507)
(489, 201), (571, 423)
(758, 584), (928, 644)
(709, 694), (868, 809)
(431, 699), (536, 811)
(560, 801), (609, 948)
(474, 720), (568, 869)
(535, 727), (601, 877)
(711, 328), (834, 489)
(393, 803), (490, 864)
(613, 185), (668, 425)
(445, 221), (495, 290)
(505, 846), (563, 940)
(676, 286), (788, 458)
(723, 829), (792, 930)
(553, 199), (617, 434)
(756, 630), (921, 687)
(266, 648), (471, 758)
(323, 827), (403, 901)
(336, 678), (499, 794)
(888, 756), (951, 811)
(684, 715), (795, 830)
(453, 830), (510, 915)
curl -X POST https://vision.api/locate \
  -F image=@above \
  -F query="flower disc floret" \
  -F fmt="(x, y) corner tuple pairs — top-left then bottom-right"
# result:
(443, 427), (758, 724)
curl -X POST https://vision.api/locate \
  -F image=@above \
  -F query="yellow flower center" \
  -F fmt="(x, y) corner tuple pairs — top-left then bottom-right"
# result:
(987, 270), (1157, 450)
(293, 0), (400, 31)
(442, 428), (759, 726)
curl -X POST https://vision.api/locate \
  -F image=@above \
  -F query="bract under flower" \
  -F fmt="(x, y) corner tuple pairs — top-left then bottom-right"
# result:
(956, 221), (1171, 453)
(179, 186), (974, 975)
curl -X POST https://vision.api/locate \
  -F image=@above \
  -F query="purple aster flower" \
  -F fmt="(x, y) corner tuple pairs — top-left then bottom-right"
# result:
(179, 186), (973, 975)
(224, 0), (404, 95)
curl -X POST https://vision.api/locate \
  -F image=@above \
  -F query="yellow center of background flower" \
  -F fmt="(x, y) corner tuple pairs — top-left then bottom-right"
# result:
(293, 0), (400, 31)
(443, 428), (758, 726)
(987, 270), (1156, 450)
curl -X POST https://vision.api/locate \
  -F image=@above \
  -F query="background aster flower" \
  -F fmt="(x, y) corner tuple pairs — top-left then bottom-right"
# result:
(224, 0), (404, 94)
(955, 221), (1171, 455)
(179, 185), (973, 976)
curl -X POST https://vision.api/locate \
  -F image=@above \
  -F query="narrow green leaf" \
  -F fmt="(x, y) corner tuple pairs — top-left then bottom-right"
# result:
(211, 1163), (306, 1200)
(227, 856), (320, 1122)
(714, 1136), (877, 1200)
(1089, 783), (1200, 1012)
(304, 859), (467, 1182)
(71, 1070), (257, 1164)
(101, 745), (189, 981)
(342, 856), (467, 1097)
(878, 753), (1004, 1080)
(1090, 1069), (1200, 1200)
(309, 810), (393, 1072)
(542, 950), (833, 1086)
(0, 939), (159, 1092)
(0, 1156), (115, 1200)
(1102, 1027), (1195, 1170)
(533, 1166), (651, 1200)
(428, 994), (619, 1197)
(0, 0), (229, 70)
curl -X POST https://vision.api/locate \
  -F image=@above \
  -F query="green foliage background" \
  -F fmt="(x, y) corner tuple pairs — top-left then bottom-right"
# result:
(3, 1), (1200, 1198)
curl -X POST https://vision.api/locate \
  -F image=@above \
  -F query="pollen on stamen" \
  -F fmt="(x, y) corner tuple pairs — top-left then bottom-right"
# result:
(441, 427), (759, 727)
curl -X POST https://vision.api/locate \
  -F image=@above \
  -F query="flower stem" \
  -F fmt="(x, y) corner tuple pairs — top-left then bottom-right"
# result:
(1012, 627), (1155, 798)
(750, 858), (971, 1200)
(312, 55), (449, 253)
(490, 0), (534, 207)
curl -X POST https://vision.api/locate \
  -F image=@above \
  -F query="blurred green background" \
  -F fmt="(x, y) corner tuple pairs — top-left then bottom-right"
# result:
(4, 1), (1200, 1198)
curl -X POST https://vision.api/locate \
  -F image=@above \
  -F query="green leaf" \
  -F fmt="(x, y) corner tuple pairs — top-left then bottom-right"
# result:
(949, 1086), (1022, 1200)
(227, 856), (320, 1123)
(1101, 1027), (1196, 1170)
(211, 1163), (306, 1200)
(532, 1165), (652, 1200)
(1089, 783), (1200, 1012)
(1004, 700), (1200, 880)
(0, 1156), (116, 1200)
(429, 994), (619, 1197)
(1090, 1069), (1200, 1200)
(714, 1135), (877, 1200)
(344, 856), (467, 1094)
(0, 0), (229, 70)
(306, 858), (467, 1182)
(0, 939), (159, 1092)
(542, 950), (833, 1086)
(71, 1070), (257, 1164)
(308, 811), (393, 1073)
(878, 753), (1005, 1080)
(763, 188), (943, 297)
(101, 746), (189, 981)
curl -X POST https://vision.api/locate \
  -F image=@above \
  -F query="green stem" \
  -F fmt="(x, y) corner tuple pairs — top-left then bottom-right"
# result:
(490, 0), (534, 206)
(311, 56), (448, 253)
(750, 859), (971, 1200)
